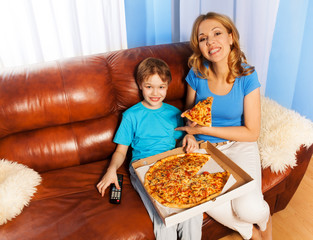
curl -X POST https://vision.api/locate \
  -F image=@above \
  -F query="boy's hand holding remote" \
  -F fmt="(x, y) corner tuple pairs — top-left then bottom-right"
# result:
(97, 145), (128, 196)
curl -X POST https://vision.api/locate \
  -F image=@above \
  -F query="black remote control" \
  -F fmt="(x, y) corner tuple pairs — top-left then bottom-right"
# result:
(109, 174), (123, 204)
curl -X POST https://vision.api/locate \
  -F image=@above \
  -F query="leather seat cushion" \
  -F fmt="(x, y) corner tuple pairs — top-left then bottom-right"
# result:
(1, 160), (154, 240)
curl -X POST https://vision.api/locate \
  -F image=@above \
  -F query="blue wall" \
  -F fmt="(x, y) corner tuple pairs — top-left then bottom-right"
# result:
(292, 0), (313, 121)
(266, 0), (313, 120)
(124, 0), (172, 48)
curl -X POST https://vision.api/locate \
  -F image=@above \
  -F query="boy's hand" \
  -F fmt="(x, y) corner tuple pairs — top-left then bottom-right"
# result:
(182, 134), (199, 153)
(97, 168), (120, 197)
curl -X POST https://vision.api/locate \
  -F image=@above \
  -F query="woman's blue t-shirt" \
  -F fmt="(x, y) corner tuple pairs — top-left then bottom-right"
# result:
(186, 67), (261, 143)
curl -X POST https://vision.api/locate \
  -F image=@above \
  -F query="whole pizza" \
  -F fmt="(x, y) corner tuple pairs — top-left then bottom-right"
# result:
(182, 97), (213, 127)
(144, 152), (229, 209)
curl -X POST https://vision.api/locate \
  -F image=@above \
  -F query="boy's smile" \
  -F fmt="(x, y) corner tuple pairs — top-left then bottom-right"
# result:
(140, 74), (168, 109)
(149, 97), (161, 102)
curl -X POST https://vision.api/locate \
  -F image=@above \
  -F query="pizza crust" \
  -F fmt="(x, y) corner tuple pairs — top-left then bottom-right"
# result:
(182, 97), (213, 127)
(182, 114), (210, 128)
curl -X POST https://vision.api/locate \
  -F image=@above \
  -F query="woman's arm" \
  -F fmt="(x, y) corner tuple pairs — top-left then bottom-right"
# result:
(185, 85), (196, 110)
(176, 88), (261, 142)
(183, 85), (199, 127)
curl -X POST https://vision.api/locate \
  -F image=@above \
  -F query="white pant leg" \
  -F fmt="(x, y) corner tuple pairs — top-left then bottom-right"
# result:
(225, 142), (270, 230)
(206, 201), (253, 239)
(206, 142), (270, 239)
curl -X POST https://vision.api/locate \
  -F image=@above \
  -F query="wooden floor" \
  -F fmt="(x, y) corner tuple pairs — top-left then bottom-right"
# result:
(220, 157), (313, 240)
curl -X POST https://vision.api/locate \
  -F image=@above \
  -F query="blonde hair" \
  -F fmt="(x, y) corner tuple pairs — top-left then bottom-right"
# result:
(189, 12), (254, 83)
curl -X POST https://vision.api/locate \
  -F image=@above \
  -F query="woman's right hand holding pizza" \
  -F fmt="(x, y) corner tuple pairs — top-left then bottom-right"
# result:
(176, 118), (206, 135)
(176, 109), (202, 135)
(97, 168), (120, 197)
(186, 118), (198, 127)
(181, 110), (198, 127)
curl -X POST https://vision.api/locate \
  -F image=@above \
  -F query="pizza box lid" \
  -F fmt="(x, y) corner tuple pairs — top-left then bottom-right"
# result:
(132, 141), (256, 227)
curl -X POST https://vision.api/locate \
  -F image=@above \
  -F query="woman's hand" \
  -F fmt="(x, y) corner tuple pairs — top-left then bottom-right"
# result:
(182, 134), (199, 153)
(181, 110), (198, 128)
(175, 124), (204, 135)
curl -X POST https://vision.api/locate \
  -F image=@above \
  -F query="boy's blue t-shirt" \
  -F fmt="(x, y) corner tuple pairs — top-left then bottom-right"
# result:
(186, 66), (261, 143)
(113, 102), (184, 162)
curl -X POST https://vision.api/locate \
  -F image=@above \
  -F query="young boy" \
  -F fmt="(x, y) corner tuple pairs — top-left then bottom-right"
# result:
(97, 57), (203, 240)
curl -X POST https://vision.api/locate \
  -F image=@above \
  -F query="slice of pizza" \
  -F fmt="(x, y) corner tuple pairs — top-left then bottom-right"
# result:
(182, 97), (213, 127)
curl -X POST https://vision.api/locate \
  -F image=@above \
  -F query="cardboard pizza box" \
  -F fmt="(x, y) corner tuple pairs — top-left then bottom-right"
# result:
(132, 141), (256, 227)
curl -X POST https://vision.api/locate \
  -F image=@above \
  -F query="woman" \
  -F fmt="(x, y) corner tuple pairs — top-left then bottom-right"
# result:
(176, 12), (272, 240)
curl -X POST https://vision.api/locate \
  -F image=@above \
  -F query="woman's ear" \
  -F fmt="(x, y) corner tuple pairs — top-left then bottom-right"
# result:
(228, 32), (233, 46)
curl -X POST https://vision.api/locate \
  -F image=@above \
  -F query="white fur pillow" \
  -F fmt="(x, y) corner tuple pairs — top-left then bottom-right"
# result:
(0, 159), (41, 225)
(258, 96), (313, 173)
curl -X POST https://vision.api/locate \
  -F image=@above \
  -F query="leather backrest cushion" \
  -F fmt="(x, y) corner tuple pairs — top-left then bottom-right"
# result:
(0, 42), (192, 172)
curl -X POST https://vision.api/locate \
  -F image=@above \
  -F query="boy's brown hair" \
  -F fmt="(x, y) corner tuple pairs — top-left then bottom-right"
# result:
(136, 57), (172, 85)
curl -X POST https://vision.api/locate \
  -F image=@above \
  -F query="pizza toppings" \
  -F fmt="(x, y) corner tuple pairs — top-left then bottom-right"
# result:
(144, 153), (229, 209)
(182, 97), (213, 127)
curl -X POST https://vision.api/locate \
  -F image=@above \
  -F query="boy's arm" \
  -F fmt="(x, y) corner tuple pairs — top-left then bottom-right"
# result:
(97, 144), (129, 197)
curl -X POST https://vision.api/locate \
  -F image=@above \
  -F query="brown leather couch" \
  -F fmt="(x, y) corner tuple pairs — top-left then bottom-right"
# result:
(0, 42), (312, 240)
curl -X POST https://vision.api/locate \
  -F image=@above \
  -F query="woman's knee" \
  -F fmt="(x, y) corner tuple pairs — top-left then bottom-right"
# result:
(232, 196), (269, 223)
